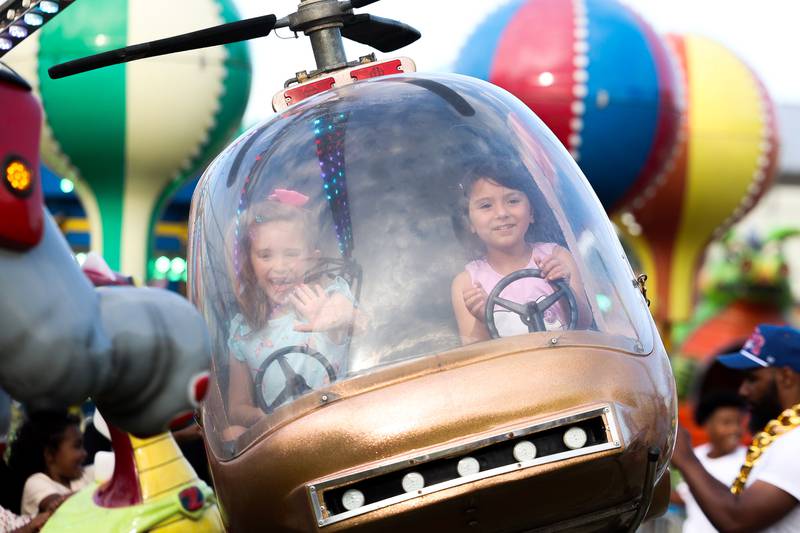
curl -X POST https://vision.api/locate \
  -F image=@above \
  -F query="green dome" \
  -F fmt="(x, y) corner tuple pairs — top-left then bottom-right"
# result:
(6, 0), (251, 278)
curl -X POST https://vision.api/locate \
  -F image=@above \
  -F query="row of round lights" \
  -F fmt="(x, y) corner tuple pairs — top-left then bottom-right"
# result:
(340, 426), (589, 512)
(0, 1), (62, 52)
(151, 255), (187, 282)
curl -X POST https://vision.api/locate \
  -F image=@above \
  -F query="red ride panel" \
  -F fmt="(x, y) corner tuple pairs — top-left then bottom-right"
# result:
(283, 77), (336, 107)
(350, 59), (403, 81)
(0, 80), (44, 250)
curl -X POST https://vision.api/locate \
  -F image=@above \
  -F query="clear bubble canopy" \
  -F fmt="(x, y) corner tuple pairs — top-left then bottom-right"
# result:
(188, 73), (654, 457)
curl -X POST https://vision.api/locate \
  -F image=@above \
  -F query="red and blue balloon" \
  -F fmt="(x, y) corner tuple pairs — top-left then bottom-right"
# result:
(454, 0), (681, 213)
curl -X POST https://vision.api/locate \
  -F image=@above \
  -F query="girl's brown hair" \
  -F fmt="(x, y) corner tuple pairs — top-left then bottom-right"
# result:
(451, 159), (565, 257)
(231, 199), (319, 330)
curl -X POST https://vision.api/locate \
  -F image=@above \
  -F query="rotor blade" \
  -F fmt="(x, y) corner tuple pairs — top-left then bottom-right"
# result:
(49, 14), (276, 79)
(348, 0), (381, 8)
(341, 14), (420, 53)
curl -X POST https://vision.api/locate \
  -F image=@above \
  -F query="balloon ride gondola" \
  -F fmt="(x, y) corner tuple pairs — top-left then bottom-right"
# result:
(44, 0), (676, 531)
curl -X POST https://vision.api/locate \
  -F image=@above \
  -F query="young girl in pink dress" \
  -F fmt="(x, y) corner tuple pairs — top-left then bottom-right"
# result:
(451, 163), (591, 344)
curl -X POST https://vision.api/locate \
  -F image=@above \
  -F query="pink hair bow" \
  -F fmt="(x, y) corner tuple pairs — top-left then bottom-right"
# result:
(268, 188), (309, 207)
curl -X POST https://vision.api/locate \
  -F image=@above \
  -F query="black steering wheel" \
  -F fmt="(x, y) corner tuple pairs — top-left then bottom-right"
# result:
(484, 268), (578, 339)
(253, 345), (337, 413)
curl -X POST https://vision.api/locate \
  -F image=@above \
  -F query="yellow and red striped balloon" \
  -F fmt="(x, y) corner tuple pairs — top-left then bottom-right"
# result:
(618, 34), (779, 332)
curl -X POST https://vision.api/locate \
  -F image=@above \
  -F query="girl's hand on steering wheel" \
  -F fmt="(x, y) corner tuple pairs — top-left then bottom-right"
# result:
(536, 248), (575, 281)
(291, 285), (354, 332)
(462, 282), (488, 322)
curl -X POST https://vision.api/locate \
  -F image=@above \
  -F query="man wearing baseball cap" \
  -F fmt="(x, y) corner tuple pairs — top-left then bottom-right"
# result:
(671, 324), (800, 532)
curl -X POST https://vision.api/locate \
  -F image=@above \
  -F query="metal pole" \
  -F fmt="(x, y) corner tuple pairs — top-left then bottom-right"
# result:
(309, 27), (347, 70)
(296, 0), (349, 71)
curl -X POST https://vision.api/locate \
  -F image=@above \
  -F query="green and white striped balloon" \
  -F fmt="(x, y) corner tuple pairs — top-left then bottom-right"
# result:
(7, 0), (251, 281)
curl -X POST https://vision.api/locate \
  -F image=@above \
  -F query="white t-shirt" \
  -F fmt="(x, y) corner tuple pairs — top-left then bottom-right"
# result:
(676, 443), (747, 533)
(20, 467), (94, 517)
(744, 426), (800, 533)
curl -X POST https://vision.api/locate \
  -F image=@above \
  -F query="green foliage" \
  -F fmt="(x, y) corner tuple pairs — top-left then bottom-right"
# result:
(671, 355), (698, 401)
(700, 227), (798, 309)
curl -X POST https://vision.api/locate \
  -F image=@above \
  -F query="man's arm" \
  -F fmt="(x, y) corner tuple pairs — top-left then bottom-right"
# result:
(672, 427), (798, 533)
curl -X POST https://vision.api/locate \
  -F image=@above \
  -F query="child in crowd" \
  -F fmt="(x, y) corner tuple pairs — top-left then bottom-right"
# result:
(227, 190), (357, 428)
(673, 391), (747, 533)
(7, 411), (92, 517)
(451, 162), (591, 344)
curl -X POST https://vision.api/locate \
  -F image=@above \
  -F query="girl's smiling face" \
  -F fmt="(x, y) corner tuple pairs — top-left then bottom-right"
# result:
(467, 178), (533, 252)
(249, 219), (318, 306)
(46, 424), (87, 482)
(704, 406), (745, 456)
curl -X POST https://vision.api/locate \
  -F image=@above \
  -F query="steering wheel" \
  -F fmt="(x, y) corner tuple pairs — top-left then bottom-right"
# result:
(484, 268), (578, 339)
(253, 345), (337, 413)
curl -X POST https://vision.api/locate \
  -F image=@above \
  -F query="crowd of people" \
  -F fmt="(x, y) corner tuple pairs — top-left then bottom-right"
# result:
(668, 324), (800, 532)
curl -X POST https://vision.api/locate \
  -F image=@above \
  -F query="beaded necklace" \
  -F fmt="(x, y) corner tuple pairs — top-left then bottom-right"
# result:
(731, 402), (800, 495)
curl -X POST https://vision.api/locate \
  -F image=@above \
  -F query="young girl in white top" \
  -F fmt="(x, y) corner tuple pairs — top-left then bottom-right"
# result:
(8, 411), (92, 517)
(227, 190), (358, 429)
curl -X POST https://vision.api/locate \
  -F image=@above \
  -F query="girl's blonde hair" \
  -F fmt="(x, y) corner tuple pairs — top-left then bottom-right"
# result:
(231, 199), (319, 330)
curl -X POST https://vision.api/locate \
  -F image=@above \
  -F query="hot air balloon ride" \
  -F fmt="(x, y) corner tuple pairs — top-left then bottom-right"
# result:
(41, 0), (676, 530)
(617, 34), (780, 339)
(3, 0), (252, 283)
(614, 34), (780, 455)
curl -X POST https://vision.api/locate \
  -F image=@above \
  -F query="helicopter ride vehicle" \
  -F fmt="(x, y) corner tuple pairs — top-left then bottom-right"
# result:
(47, 0), (677, 531)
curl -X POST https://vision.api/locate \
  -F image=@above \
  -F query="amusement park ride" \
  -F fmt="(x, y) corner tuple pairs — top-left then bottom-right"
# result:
(2, 0), (677, 531)
(0, 1), (210, 438)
